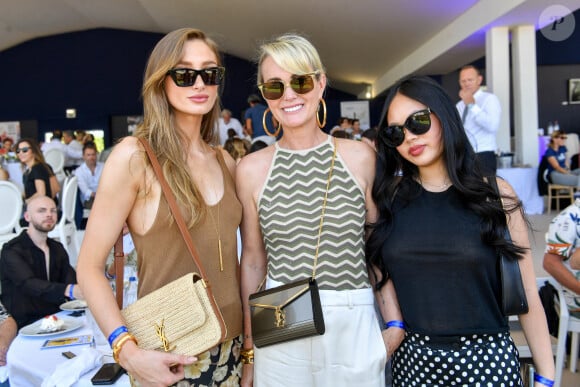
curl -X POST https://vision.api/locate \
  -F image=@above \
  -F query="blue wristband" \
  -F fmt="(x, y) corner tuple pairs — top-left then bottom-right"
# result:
(385, 320), (405, 329)
(68, 284), (75, 300)
(534, 373), (555, 387)
(108, 325), (128, 347)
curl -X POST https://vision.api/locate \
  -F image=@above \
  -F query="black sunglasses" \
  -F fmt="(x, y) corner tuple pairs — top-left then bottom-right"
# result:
(380, 108), (432, 147)
(258, 72), (318, 100)
(15, 146), (31, 154)
(166, 67), (225, 87)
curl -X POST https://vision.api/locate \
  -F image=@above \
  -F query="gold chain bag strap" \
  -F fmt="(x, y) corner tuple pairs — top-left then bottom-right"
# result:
(115, 137), (227, 356)
(248, 138), (337, 348)
(487, 176), (529, 316)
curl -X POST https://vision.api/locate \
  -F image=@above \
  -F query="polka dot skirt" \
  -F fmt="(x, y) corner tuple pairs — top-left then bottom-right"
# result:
(392, 331), (523, 386)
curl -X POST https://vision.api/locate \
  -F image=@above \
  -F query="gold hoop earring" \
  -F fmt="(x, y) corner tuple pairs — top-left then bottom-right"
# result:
(317, 98), (327, 128)
(262, 108), (281, 137)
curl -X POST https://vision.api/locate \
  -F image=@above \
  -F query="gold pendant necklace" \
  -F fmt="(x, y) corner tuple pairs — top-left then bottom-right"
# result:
(208, 204), (223, 271)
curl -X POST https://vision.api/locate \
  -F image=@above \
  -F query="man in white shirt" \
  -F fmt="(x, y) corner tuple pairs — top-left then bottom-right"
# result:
(73, 142), (103, 209)
(217, 109), (245, 145)
(62, 131), (83, 173)
(456, 65), (501, 175)
(41, 130), (67, 154)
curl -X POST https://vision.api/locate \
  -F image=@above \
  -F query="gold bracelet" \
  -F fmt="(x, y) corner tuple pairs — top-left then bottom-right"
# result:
(112, 333), (138, 363)
(240, 348), (254, 364)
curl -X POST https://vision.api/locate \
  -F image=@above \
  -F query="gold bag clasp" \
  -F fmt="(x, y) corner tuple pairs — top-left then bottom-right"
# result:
(154, 318), (176, 352)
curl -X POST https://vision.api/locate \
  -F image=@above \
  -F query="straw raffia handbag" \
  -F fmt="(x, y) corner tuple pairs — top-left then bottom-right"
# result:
(488, 177), (529, 316)
(249, 139), (337, 347)
(114, 137), (226, 356)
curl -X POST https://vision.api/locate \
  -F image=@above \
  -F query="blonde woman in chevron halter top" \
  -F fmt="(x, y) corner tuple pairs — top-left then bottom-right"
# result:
(77, 29), (243, 386)
(237, 33), (404, 387)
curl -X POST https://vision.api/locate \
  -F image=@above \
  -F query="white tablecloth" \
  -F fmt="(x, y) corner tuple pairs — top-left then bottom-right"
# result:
(7, 312), (130, 386)
(497, 167), (544, 215)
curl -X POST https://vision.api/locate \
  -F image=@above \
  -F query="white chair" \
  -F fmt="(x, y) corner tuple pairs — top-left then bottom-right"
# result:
(561, 289), (580, 374)
(0, 181), (23, 235)
(43, 148), (66, 190)
(48, 175), (79, 266)
(565, 133), (579, 167)
(510, 277), (570, 387)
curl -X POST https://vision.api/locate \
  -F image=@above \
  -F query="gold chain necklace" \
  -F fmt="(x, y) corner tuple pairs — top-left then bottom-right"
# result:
(207, 202), (223, 271)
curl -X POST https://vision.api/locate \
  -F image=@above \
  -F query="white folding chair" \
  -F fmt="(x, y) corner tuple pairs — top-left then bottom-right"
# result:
(43, 148), (66, 190)
(511, 277), (569, 387)
(561, 289), (580, 373)
(0, 181), (23, 235)
(47, 175), (79, 266)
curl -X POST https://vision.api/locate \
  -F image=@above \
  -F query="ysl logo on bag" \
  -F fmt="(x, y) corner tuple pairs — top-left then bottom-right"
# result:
(275, 307), (286, 328)
(154, 318), (176, 352)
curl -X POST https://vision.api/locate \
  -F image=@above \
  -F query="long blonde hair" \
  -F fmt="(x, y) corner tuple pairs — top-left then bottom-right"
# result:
(134, 28), (222, 226)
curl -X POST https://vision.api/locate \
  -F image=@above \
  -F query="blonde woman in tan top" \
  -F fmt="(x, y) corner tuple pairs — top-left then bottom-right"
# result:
(76, 28), (243, 386)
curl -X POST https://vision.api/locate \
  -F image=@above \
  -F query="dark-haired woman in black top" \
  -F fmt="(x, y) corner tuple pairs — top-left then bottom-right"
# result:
(366, 76), (554, 386)
(15, 138), (58, 203)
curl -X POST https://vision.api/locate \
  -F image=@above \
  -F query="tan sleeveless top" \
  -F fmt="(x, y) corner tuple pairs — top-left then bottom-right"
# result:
(131, 150), (243, 341)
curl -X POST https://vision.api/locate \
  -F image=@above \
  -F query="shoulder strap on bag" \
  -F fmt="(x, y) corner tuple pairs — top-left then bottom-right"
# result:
(114, 137), (214, 308)
(114, 232), (125, 309)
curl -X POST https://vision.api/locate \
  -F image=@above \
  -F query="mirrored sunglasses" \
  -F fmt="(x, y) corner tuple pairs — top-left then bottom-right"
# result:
(15, 146), (31, 154)
(166, 67), (225, 87)
(380, 108), (432, 147)
(258, 72), (318, 100)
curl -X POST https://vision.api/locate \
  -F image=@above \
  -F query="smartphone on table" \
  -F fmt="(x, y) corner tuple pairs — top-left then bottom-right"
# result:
(91, 363), (126, 385)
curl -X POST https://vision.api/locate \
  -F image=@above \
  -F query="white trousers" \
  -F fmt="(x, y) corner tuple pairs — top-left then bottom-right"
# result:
(254, 280), (387, 387)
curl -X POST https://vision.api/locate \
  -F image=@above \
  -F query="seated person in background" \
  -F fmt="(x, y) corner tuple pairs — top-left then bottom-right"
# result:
(544, 130), (580, 187)
(0, 137), (13, 156)
(543, 198), (580, 316)
(74, 142), (104, 209)
(351, 118), (362, 139)
(0, 196), (82, 328)
(361, 127), (378, 150)
(16, 138), (60, 204)
(0, 165), (8, 181)
(223, 137), (250, 163)
(249, 139), (268, 154)
(217, 109), (245, 145)
(0, 301), (17, 367)
(63, 130), (84, 174)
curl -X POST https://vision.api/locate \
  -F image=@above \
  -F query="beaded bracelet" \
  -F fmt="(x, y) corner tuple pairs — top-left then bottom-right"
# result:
(107, 325), (128, 347)
(385, 320), (405, 329)
(113, 333), (138, 363)
(534, 373), (554, 387)
(68, 284), (75, 300)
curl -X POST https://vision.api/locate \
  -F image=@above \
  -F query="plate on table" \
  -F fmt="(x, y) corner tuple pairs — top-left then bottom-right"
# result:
(19, 318), (83, 337)
(60, 300), (88, 311)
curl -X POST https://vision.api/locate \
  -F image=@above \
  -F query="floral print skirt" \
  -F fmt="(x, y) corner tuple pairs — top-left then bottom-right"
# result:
(176, 335), (242, 387)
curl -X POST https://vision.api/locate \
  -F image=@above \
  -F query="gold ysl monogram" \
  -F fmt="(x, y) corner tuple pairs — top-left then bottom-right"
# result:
(274, 307), (286, 328)
(154, 318), (176, 352)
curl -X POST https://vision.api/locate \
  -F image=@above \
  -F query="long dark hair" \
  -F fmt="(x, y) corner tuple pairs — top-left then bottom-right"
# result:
(366, 76), (526, 289)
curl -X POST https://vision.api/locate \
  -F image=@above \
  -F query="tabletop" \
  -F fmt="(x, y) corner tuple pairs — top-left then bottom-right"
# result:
(7, 311), (130, 386)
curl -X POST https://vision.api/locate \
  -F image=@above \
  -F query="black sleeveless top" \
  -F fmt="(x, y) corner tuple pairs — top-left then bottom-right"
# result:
(381, 182), (508, 336)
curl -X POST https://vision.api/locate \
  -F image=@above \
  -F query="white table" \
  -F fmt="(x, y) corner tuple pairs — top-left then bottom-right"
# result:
(497, 167), (544, 215)
(7, 311), (130, 386)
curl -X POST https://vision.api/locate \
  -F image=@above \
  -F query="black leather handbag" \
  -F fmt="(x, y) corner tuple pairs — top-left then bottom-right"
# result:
(249, 139), (337, 347)
(489, 177), (529, 316)
(249, 278), (325, 347)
